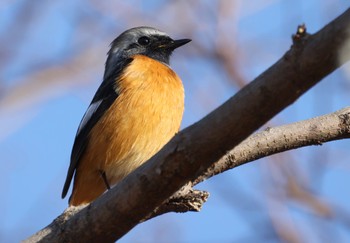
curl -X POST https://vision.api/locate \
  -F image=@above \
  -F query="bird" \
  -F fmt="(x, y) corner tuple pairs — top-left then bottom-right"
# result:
(61, 26), (191, 206)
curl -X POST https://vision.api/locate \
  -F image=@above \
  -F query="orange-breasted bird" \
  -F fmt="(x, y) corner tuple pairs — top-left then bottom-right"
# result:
(61, 26), (191, 206)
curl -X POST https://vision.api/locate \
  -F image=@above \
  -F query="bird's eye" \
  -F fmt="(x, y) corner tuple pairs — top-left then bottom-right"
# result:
(137, 36), (150, 46)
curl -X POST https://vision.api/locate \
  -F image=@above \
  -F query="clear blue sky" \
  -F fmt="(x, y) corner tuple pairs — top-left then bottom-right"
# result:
(1, 1), (349, 242)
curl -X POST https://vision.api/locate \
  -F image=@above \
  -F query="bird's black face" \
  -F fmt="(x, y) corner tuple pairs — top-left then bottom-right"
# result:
(125, 34), (190, 64)
(104, 27), (191, 80)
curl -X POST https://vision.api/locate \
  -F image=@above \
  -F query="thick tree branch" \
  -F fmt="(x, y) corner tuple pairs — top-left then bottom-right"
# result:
(26, 8), (350, 243)
(144, 107), (350, 219)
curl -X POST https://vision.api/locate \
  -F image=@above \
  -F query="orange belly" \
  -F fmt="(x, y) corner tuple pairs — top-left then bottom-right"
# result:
(70, 55), (184, 205)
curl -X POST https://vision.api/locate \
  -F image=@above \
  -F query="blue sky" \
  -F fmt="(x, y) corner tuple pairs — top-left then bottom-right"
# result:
(1, 1), (350, 242)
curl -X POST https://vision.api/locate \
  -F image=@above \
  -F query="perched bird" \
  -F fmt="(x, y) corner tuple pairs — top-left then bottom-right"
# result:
(61, 26), (191, 206)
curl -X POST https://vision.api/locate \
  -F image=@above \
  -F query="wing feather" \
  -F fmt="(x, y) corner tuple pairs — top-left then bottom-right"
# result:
(61, 58), (132, 198)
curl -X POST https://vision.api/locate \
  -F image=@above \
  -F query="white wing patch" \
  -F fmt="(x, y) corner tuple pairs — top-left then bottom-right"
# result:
(77, 100), (103, 135)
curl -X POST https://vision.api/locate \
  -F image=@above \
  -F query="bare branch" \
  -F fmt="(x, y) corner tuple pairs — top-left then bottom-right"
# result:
(25, 8), (350, 243)
(195, 107), (350, 184)
(141, 107), (350, 219)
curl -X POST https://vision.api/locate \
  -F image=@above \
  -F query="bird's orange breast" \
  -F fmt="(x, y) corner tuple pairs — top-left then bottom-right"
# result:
(70, 55), (184, 205)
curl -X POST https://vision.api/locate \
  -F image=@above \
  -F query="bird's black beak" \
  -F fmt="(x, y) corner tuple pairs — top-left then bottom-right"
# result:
(172, 39), (192, 49)
(161, 38), (191, 50)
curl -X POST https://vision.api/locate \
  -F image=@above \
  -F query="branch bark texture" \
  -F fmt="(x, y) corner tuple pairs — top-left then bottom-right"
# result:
(194, 107), (350, 184)
(26, 8), (350, 243)
(146, 107), (350, 218)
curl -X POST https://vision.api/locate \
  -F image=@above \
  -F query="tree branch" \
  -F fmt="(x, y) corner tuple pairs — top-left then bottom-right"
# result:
(25, 8), (350, 243)
(194, 106), (350, 184)
(143, 107), (350, 219)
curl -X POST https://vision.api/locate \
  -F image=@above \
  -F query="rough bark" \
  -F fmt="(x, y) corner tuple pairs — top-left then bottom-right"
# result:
(194, 107), (350, 185)
(144, 107), (350, 219)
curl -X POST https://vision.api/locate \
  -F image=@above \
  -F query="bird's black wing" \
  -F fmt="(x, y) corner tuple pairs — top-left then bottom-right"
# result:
(61, 58), (132, 199)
